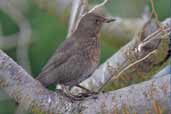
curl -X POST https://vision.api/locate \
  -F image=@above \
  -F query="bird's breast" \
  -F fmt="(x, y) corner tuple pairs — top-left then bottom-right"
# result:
(89, 46), (100, 65)
(79, 37), (100, 66)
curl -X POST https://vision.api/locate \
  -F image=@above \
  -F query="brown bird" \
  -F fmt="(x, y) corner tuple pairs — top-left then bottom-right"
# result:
(36, 12), (115, 99)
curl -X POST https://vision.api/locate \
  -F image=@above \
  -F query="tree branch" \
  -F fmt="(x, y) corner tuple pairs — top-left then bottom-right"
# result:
(0, 50), (170, 114)
(0, 50), (74, 114)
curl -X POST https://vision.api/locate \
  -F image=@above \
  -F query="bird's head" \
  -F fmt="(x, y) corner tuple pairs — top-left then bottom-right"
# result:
(76, 12), (115, 36)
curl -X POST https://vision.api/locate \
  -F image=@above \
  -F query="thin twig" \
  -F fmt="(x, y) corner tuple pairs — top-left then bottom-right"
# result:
(67, 0), (81, 37)
(149, 0), (159, 22)
(98, 23), (170, 92)
(98, 25), (170, 92)
(149, 0), (170, 49)
(88, 0), (111, 13)
(143, 27), (169, 42)
(139, 27), (170, 49)
(67, 0), (88, 37)
(78, 0), (88, 17)
(98, 50), (157, 92)
(75, 0), (88, 27)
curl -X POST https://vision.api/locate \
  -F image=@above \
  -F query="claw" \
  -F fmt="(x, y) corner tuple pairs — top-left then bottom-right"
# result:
(60, 84), (98, 101)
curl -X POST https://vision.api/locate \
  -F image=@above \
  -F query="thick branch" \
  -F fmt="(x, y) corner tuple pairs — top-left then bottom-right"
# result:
(0, 50), (74, 114)
(81, 74), (170, 114)
(0, 50), (170, 114)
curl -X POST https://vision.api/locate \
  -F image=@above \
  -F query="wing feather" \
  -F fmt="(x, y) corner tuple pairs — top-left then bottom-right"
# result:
(37, 36), (76, 78)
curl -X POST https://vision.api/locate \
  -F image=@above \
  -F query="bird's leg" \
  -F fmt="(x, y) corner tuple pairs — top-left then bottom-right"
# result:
(61, 85), (86, 101)
(76, 84), (98, 97)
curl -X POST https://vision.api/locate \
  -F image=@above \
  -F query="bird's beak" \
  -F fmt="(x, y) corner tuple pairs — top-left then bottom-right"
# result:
(104, 18), (116, 23)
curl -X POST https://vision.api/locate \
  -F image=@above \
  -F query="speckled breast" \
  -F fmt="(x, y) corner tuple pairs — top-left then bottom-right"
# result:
(82, 36), (100, 66)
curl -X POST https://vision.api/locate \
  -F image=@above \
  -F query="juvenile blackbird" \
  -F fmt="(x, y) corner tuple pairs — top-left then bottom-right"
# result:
(36, 12), (115, 98)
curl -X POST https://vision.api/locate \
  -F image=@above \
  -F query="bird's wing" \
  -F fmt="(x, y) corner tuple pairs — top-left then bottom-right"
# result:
(38, 37), (76, 77)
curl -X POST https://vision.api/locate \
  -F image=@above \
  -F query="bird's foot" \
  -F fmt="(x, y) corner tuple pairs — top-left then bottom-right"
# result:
(60, 84), (98, 101)
(75, 91), (98, 100)
(64, 93), (87, 101)
(64, 92), (98, 101)
(77, 91), (98, 97)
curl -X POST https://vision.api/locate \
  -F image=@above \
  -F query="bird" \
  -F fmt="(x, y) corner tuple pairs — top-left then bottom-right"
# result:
(36, 12), (115, 100)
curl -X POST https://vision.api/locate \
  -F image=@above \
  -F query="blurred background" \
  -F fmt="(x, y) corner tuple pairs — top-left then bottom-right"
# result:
(0, 0), (170, 113)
